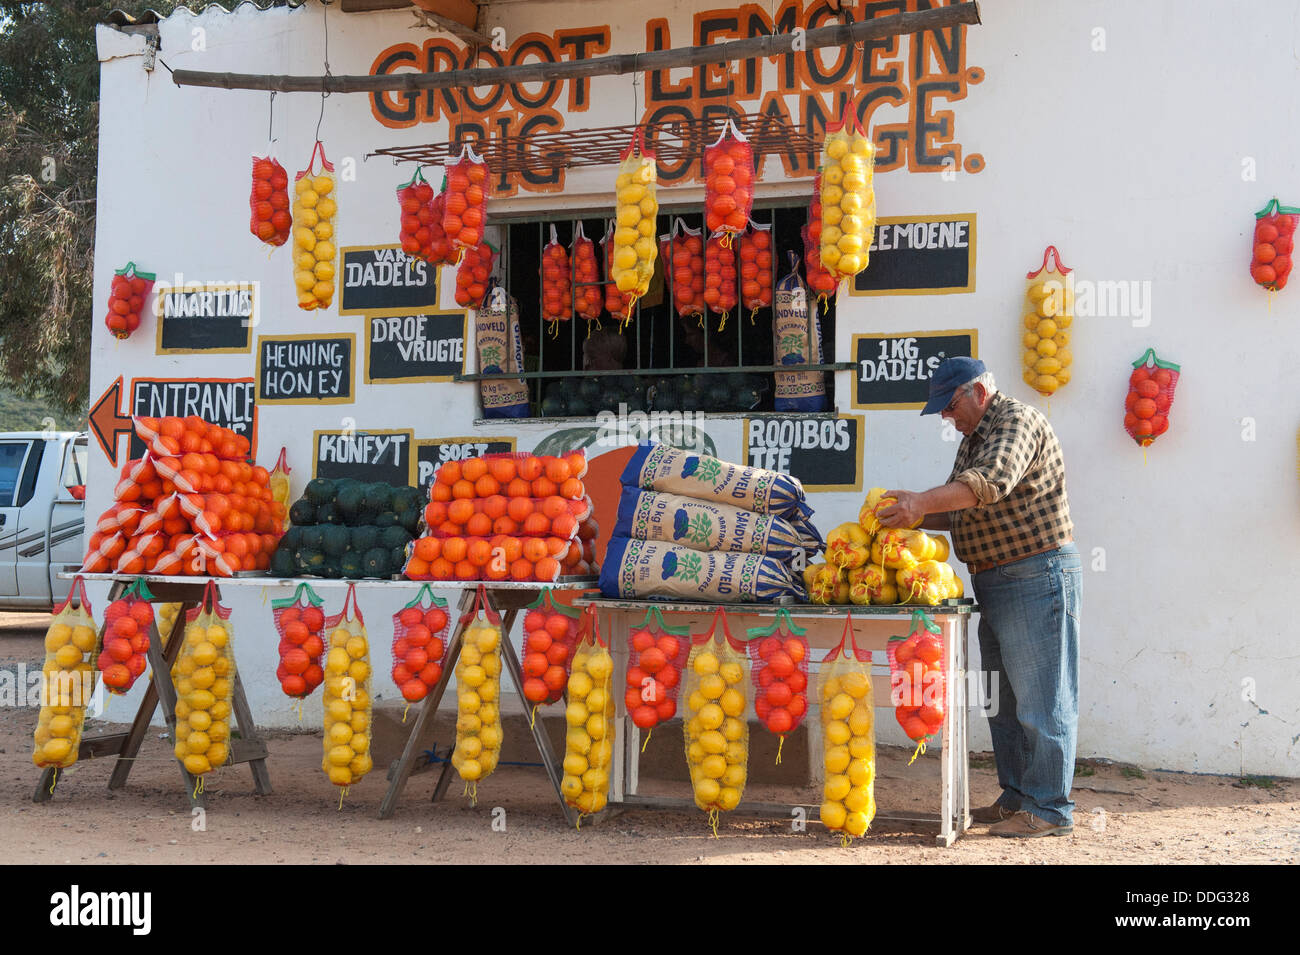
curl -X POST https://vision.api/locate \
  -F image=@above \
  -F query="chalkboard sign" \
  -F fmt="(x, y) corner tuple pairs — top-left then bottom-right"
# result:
(415, 437), (516, 489)
(851, 330), (978, 410)
(851, 215), (976, 296)
(365, 313), (466, 384)
(155, 283), (256, 353)
(257, 333), (356, 405)
(313, 428), (415, 486)
(742, 415), (864, 493)
(129, 377), (258, 458)
(338, 244), (439, 317)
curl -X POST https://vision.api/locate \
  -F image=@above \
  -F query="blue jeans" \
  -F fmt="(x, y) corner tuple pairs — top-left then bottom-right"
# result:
(971, 543), (1081, 827)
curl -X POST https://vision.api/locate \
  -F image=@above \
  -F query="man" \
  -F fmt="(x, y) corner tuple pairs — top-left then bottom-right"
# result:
(877, 357), (1081, 838)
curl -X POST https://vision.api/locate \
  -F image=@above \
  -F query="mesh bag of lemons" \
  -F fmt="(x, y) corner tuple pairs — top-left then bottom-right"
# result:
(560, 608), (615, 822)
(818, 617), (877, 843)
(171, 581), (236, 783)
(32, 577), (100, 774)
(818, 104), (877, 284)
(451, 595), (505, 805)
(292, 141), (338, 312)
(269, 447), (291, 532)
(682, 609), (750, 832)
(321, 584), (373, 794)
(610, 129), (659, 309)
(1022, 245), (1074, 397)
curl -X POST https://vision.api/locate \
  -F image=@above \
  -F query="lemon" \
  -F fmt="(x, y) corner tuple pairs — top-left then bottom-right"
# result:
(33, 725), (51, 746)
(820, 245), (842, 269)
(615, 271), (639, 293)
(825, 744), (850, 775)
(327, 722), (352, 746)
(54, 645), (82, 669)
(207, 720), (229, 742)
(837, 253), (863, 275)
(210, 678), (231, 700)
(184, 755), (212, 776)
(313, 221), (333, 242)
(312, 175), (333, 196)
(42, 738), (73, 764)
(693, 651), (720, 676)
(481, 653), (501, 678)
(617, 183), (646, 204)
(719, 688), (745, 717)
(848, 757), (874, 787)
(700, 754), (727, 779)
(838, 233), (865, 255)
(561, 774), (583, 800)
(297, 207), (319, 229)
(45, 624), (72, 651)
(721, 717), (745, 742)
(315, 241), (336, 262)
(586, 688), (607, 713)
(589, 738), (613, 765)
(616, 205), (641, 228)
(694, 777), (721, 805)
(717, 786), (741, 810)
(848, 707), (873, 737)
(699, 730), (726, 755)
(344, 635), (367, 659)
(698, 702), (725, 730)
(826, 720), (851, 746)
(187, 689), (215, 711)
(459, 736), (483, 760)
(722, 763), (746, 788)
(456, 713), (481, 735)
(844, 786), (870, 814)
(825, 137), (849, 160)
(585, 714), (607, 740)
(686, 740), (705, 764)
(821, 676), (842, 700)
(212, 656), (230, 678)
(568, 671), (593, 698)
(844, 811), (869, 837)
(316, 197), (337, 219)
(174, 699), (191, 721)
(327, 699), (351, 723)
(349, 753), (372, 777)
(564, 701), (588, 727)
(206, 742), (229, 766)
(724, 741), (745, 764)
(348, 660), (370, 683)
(581, 767), (608, 792)
(828, 693), (854, 721)
(613, 227), (638, 248)
(188, 710), (212, 733)
(639, 196), (657, 218)
(822, 204), (844, 227)
(613, 246), (638, 270)
(822, 184), (844, 206)
(475, 628), (500, 653)
(842, 671), (869, 699)
(328, 766), (353, 786)
(459, 664), (486, 689)
(820, 800), (847, 830)
(566, 728), (591, 755)
(563, 753), (588, 777)
(477, 702), (497, 724)
(686, 690), (708, 713)
(325, 647), (349, 675)
(824, 772), (852, 801)
(699, 674), (726, 700)
(634, 236), (655, 259)
(191, 667), (215, 690)
(173, 740), (189, 761)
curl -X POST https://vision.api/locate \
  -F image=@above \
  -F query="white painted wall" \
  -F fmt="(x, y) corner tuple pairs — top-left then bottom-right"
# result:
(89, 0), (1299, 775)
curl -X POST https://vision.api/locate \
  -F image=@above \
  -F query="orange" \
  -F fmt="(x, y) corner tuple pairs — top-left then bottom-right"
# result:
(565, 452), (587, 479)
(551, 513), (578, 540)
(507, 497), (533, 523)
(545, 536), (568, 557)
(510, 558), (534, 581)
(562, 544), (582, 567)
(431, 483), (452, 503)
(467, 539), (492, 567)
(447, 498), (475, 525)
(461, 458), (488, 482)
(522, 538), (548, 562)
(488, 457), (516, 484)
(543, 457), (571, 483)
(180, 431), (203, 454)
(481, 494), (508, 520)
(437, 461), (461, 486)
(559, 478), (584, 500)
(540, 496), (569, 520)
(454, 559), (477, 581)
(442, 537), (468, 563)
(428, 557), (454, 579)
(474, 474), (500, 497)
(499, 536), (524, 563)
(451, 479), (476, 499)
(531, 477), (558, 498)
(414, 536), (440, 562)
(493, 516), (519, 536)
(535, 557), (560, 581)
(484, 560), (509, 581)
(506, 478), (531, 498)
(523, 512), (551, 537)
(517, 456), (544, 481)
(250, 466), (270, 485)
(466, 513), (493, 537)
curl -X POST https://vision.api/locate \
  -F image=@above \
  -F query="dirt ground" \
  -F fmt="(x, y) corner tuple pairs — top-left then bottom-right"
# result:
(3, 613), (1296, 864)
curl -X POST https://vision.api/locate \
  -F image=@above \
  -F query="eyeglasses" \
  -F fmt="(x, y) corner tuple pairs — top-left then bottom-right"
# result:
(942, 385), (970, 416)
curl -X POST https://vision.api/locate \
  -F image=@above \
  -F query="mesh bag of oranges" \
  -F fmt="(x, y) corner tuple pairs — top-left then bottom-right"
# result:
(451, 587), (504, 805)
(390, 584), (449, 707)
(431, 451), (588, 504)
(291, 141), (338, 311)
(704, 232), (738, 330)
(746, 608), (810, 763)
(624, 605), (691, 741)
(661, 217), (706, 323)
(103, 261), (155, 340)
(541, 224), (572, 331)
(442, 144), (489, 263)
(520, 588), (582, 712)
(171, 581), (237, 787)
(739, 220), (774, 319)
(572, 222), (604, 329)
(683, 609), (750, 832)
(1022, 245), (1074, 397)
(560, 606), (616, 823)
(802, 173), (837, 304)
(321, 583), (374, 795)
(396, 166), (451, 265)
(32, 576), (99, 774)
(1249, 198), (1298, 291)
(133, 414), (251, 463)
(458, 240), (498, 309)
(818, 615), (877, 843)
(271, 581), (326, 701)
(887, 609), (946, 762)
(819, 104), (877, 284)
(249, 155), (291, 248)
(96, 578), (155, 695)
(704, 119), (754, 242)
(602, 222), (635, 325)
(425, 492), (588, 541)
(1124, 348), (1181, 448)
(610, 128), (659, 309)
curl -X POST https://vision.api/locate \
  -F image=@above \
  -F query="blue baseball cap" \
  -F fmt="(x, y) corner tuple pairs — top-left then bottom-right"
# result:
(921, 357), (986, 415)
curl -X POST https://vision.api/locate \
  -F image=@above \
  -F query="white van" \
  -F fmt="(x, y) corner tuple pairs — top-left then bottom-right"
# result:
(0, 432), (87, 610)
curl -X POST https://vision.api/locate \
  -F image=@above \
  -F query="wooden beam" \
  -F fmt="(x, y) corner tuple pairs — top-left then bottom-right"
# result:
(410, 0), (477, 29)
(170, 2), (980, 93)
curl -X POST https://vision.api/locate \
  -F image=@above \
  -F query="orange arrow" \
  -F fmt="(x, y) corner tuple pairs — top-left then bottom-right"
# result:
(89, 376), (133, 467)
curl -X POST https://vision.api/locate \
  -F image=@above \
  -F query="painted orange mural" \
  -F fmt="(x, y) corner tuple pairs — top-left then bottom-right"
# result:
(369, 0), (983, 195)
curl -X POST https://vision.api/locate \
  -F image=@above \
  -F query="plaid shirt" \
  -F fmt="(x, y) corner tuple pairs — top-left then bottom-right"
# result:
(946, 391), (1073, 566)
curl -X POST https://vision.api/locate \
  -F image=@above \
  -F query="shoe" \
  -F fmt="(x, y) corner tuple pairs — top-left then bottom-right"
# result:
(989, 811), (1073, 838)
(970, 803), (1016, 824)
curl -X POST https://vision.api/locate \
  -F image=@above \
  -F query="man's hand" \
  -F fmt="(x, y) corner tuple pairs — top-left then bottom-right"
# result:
(876, 489), (926, 529)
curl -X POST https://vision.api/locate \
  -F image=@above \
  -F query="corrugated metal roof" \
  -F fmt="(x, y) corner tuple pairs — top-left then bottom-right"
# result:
(105, 1), (309, 26)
